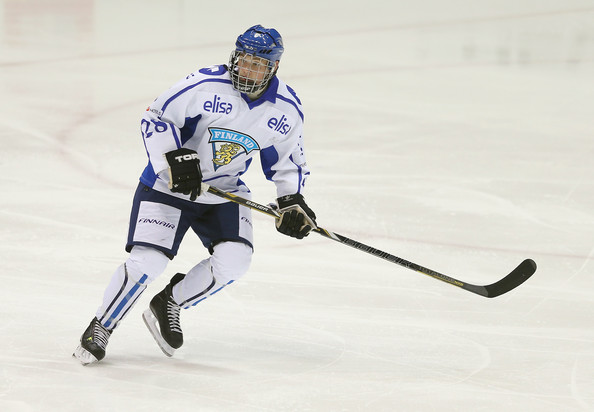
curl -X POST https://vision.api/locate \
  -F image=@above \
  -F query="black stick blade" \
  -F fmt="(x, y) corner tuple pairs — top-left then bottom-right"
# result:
(479, 259), (537, 298)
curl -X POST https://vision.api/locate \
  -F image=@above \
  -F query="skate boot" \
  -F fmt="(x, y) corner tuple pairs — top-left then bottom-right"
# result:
(73, 317), (112, 365)
(142, 273), (185, 357)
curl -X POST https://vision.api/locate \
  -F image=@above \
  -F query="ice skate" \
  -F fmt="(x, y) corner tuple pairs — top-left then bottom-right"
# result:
(143, 273), (185, 357)
(73, 317), (112, 365)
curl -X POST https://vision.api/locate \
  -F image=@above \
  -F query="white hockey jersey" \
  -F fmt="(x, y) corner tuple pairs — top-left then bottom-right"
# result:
(139, 64), (309, 204)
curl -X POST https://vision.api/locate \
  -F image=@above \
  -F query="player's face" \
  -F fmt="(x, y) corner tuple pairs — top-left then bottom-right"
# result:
(236, 53), (273, 85)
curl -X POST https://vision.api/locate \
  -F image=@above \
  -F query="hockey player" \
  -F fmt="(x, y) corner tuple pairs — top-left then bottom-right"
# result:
(73, 25), (316, 365)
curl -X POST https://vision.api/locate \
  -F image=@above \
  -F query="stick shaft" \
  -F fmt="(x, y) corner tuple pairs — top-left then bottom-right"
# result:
(201, 183), (536, 297)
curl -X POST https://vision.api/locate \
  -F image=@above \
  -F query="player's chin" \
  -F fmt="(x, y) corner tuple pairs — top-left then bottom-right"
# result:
(246, 79), (264, 87)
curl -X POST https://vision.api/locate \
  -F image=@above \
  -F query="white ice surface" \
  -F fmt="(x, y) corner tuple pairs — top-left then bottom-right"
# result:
(1, 1), (593, 411)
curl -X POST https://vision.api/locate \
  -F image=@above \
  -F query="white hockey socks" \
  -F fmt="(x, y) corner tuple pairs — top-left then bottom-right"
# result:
(172, 242), (252, 309)
(96, 246), (169, 329)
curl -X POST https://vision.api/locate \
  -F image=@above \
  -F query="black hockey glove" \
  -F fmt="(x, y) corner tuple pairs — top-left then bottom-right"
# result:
(164, 148), (202, 201)
(275, 193), (317, 239)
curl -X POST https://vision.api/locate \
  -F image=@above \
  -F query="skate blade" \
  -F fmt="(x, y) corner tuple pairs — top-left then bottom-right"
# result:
(142, 309), (175, 357)
(72, 345), (99, 366)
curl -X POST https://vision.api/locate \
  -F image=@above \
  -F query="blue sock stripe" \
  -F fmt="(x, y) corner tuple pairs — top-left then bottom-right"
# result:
(104, 274), (149, 328)
(99, 265), (130, 325)
(117, 284), (147, 322)
(190, 280), (234, 307)
(181, 278), (216, 308)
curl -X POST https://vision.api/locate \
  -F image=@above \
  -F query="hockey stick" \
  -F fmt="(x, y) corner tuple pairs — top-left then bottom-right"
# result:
(201, 183), (536, 298)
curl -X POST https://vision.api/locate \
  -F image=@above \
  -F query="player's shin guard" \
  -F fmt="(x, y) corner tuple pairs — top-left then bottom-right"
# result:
(174, 242), (252, 309)
(96, 247), (168, 329)
(142, 273), (185, 357)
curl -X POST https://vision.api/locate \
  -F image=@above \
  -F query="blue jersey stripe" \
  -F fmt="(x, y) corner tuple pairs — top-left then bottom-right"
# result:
(276, 94), (304, 121)
(160, 78), (233, 114)
(171, 125), (182, 149)
(260, 146), (279, 181)
(289, 154), (304, 192)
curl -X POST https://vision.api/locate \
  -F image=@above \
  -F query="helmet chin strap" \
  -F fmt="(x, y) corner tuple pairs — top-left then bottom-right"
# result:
(246, 89), (264, 100)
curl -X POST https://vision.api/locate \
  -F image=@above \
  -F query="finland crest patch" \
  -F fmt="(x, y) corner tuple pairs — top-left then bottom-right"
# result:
(208, 127), (260, 170)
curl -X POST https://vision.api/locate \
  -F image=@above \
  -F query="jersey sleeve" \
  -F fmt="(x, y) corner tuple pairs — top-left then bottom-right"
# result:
(140, 75), (199, 176)
(260, 114), (310, 198)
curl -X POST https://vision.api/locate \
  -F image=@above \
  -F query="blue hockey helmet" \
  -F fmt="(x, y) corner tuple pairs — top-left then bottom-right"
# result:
(229, 25), (284, 95)
(234, 24), (284, 62)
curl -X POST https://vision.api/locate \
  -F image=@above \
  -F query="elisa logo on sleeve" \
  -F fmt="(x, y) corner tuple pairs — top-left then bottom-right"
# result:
(267, 115), (292, 135)
(208, 128), (260, 170)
